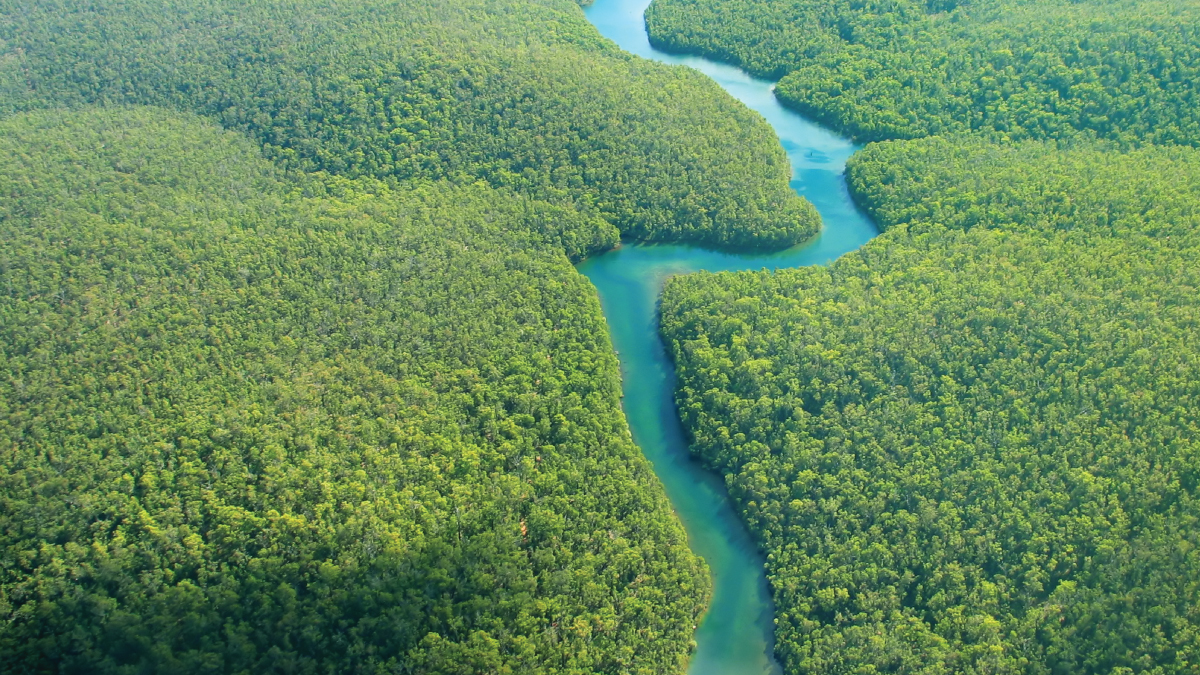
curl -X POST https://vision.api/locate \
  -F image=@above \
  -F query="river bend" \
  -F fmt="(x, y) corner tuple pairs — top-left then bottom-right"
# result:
(576, 0), (879, 672)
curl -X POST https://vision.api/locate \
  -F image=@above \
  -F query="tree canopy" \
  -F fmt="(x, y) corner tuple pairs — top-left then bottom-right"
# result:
(649, 1), (1200, 671)
(0, 0), (819, 250)
(0, 0), (844, 669)
(661, 137), (1200, 674)
(0, 104), (716, 674)
(646, 0), (1200, 145)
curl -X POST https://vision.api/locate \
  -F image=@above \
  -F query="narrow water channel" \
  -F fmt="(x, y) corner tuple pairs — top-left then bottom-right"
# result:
(576, 0), (879, 672)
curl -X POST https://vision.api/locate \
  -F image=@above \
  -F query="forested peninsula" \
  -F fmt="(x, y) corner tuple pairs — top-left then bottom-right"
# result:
(0, 0), (819, 671)
(0, 106), (712, 673)
(0, 0), (818, 251)
(654, 0), (1200, 672)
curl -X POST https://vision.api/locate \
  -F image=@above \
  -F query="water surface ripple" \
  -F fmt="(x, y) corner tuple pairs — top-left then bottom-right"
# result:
(577, 0), (878, 672)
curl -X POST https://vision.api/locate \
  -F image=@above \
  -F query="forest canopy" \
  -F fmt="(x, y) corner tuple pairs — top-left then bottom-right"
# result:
(646, 0), (1200, 145)
(648, 1), (1200, 671)
(661, 137), (1200, 673)
(0, 0), (844, 669)
(0, 105), (715, 673)
(0, 0), (819, 250)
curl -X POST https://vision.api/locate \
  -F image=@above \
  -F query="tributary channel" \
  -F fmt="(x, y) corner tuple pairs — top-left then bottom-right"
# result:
(576, 0), (879, 672)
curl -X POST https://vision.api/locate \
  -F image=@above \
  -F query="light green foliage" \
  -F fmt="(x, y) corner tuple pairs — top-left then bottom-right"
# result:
(0, 0), (818, 250)
(646, 0), (1200, 145)
(661, 138), (1200, 673)
(0, 106), (709, 673)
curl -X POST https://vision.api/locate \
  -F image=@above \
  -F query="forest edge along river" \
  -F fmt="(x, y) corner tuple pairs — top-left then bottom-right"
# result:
(576, 0), (879, 672)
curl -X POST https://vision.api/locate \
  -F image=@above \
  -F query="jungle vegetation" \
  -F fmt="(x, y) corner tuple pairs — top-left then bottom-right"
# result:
(0, 0), (819, 250)
(0, 0), (836, 661)
(0, 0), (831, 670)
(661, 137), (1200, 673)
(649, 0), (1200, 671)
(646, 0), (1200, 145)
(0, 105), (715, 673)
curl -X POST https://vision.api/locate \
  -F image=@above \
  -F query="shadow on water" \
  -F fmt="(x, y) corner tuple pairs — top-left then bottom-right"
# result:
(577, 0), (880, 672)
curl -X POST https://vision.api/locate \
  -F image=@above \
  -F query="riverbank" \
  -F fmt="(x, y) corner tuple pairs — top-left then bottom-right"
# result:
(577, 0), (879, 672)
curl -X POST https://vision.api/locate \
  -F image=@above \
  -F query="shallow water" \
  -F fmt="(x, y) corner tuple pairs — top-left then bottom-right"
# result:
(577, 0), (879, 672)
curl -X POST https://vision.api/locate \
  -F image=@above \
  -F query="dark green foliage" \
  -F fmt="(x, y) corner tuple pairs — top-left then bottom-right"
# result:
(0, 106), (709, 674)
(661, 138), (1200, 673)
(0, 0), (819, 250)
(646, 0), (1200, 145)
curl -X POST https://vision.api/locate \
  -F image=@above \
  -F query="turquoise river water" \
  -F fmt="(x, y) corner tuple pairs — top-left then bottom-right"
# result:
(576, 0), (879, 672)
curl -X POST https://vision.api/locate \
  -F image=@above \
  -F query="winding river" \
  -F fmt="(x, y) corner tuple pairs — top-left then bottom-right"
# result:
(576, 0), (879, 672)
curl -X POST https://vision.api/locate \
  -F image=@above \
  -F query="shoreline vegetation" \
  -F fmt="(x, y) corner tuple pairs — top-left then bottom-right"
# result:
(0, 0), (821, 670)
(646, 0), (1200, 146)
(650, 0), (1200, 672)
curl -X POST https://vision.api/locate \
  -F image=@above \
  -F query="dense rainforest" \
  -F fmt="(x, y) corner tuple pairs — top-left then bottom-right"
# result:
(7, 0), (1200, 672)
(646, 0), (1200, 145)
(0, 0), (818, 250)
(650, 0), (1200, 671)
(0, 106), (714, 673)
(0, 0), (825, 671)
(663, 138), (1200, 672)
(662, 138), (1195, 672)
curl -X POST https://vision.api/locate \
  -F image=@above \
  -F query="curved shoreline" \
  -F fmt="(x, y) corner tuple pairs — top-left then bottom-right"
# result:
(576, 0), (880, 672)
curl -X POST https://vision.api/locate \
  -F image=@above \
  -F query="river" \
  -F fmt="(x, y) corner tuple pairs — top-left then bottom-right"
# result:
(575, 0), (879, 672)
